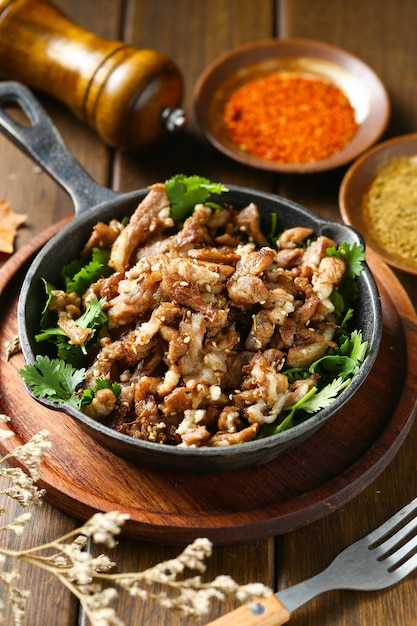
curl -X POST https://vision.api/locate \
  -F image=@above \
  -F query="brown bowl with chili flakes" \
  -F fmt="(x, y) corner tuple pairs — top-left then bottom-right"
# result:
(193, 38), (390, 174)
(339, 133), (417, 275)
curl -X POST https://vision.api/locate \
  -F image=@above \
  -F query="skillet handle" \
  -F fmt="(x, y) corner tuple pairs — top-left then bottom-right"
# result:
(0, 80), (121, 215)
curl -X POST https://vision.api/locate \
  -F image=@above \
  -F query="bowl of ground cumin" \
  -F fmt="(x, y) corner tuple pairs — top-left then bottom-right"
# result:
(339, 133), (417, 275)
(193, 38), (390, 173)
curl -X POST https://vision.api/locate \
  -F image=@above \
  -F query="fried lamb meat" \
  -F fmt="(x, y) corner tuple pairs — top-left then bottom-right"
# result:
(79, 187), (347, 447)
(109, 183), (174, 272)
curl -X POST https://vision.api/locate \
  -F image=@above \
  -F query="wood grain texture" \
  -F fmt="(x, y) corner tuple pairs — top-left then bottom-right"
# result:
(113, 0), (277, 192)
(0, 3), (119, 624)
(0, 474), (81, 626)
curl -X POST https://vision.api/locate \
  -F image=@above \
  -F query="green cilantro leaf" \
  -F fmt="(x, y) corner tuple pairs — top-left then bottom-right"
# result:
(61, 248), (112, 296)
(75, 296), (107, 331)
(36, 297), (107, 342)
(19, 355), (85, 408)
(63, 259), (102, 295)
(81, 378), (121, 405)
(338, 329), (368, 366)
(259, 385), (319, 436)
(165, 174), (228, 221)
(38, 279), (58, 329)
(297, 377), (351, 414)
(35, 296), (108, 366)
(259, 324), (369, 439)
(327, 242), (366, 321)
(261, 377), (351, 437)
(40, 279), (54, 316)
(327, 241), (366, 279)
(80, 388), (95, 405)
(267, 212), (279, 246)
(309, 329), (368, 380)
(309, 354), (357, 379)
(35, 326), (67, 343)
(339, 307), (354, 330)
(95, 378), (121, 396)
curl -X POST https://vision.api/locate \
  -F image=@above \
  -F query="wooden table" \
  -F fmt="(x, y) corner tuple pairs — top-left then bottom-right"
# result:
(0, 1), (417, 624)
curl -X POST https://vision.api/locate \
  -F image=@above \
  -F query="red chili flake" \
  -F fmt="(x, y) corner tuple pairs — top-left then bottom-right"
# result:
(223, 73), (359, 164)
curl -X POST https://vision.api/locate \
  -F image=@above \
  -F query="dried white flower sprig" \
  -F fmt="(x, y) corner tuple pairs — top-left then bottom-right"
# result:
(0, 415), (50, 508)
(0, 416), (272, 625)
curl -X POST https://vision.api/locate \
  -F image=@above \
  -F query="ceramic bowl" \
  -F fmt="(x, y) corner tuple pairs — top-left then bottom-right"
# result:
(339, 133), (417, 275)
(193, 38), (390, 174)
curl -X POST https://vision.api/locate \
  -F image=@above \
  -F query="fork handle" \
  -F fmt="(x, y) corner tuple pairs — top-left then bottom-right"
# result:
(205, 595), (290, 625)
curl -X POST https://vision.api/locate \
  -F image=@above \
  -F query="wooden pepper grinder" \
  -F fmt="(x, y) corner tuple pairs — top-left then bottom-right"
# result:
(0, 0), (185, 150)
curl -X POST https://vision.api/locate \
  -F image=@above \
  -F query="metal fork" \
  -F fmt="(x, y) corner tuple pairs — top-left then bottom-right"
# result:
(207, 497), (417, 625)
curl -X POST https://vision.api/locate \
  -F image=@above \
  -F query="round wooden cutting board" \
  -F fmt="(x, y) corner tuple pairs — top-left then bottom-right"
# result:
(1, 223), (417, 546)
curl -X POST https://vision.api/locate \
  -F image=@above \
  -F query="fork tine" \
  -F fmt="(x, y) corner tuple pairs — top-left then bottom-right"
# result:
(366, 497), (417, 545)
(394, 551), (417, 579)
(372, 514), (417, 555)
(383, 532), (417, 567)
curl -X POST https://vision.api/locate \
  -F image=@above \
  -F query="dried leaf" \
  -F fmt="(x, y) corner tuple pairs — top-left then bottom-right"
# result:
(0, 200), (27, 254)
(4, 335), (21, 360)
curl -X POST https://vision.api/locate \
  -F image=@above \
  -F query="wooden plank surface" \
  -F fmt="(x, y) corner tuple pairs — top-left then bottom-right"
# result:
(0, 2), (122, 624)
(0, 0), (416, 625)
(1, 241), (416, 546)
(273, 4), (417, 626)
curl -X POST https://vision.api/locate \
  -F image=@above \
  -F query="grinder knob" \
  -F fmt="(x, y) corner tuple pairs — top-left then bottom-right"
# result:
(0, 0), (185, 150)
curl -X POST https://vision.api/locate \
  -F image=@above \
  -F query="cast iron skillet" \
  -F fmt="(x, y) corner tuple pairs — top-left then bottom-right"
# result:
(0, 81), (382, 474)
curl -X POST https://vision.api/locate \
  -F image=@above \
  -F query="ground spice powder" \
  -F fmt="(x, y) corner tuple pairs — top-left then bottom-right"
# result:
(223, 73), (358, 164)
(363, 155), (417, 263)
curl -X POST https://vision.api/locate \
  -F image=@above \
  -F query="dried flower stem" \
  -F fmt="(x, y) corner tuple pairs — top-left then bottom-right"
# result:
(0, 422), (272, 625)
